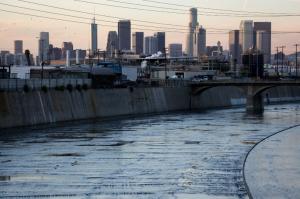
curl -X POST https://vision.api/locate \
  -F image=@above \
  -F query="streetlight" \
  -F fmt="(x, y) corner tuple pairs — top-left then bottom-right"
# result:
(163, 47), (168, 81)
(295, 44), (299, 79)
(37, 37), (45, 79)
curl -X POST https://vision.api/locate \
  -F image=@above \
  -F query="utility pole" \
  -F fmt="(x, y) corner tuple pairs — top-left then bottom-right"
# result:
(280, 46), (286, 75)
(164, 47), (168, 81)
(276, 47), (279, 77)
(40, 39), (44, 80)
(295, 44), (299, 79)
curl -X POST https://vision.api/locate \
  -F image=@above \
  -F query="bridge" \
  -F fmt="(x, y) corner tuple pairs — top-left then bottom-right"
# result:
(190, 80), (300, 113)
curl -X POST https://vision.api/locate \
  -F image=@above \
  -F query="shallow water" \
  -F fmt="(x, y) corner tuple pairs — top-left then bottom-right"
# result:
(1, 103), (300, 198)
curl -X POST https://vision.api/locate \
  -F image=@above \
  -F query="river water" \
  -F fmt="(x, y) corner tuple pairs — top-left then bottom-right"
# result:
(1, 103), (300, 198)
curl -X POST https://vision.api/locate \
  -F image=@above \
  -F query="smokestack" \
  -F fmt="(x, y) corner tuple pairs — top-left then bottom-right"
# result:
(66, 50), (70, 67)
(76, 49), (80, 65)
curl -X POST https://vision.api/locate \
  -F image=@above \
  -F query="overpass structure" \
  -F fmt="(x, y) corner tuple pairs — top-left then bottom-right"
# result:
(190, 80), (300, 113)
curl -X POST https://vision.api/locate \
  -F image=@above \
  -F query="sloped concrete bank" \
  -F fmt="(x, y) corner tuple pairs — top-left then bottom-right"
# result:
(0, 86), (300, 129)
(243, 125), (300, 199)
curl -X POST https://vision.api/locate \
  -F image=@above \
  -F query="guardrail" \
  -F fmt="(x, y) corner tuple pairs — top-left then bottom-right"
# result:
(152, 79), (191, 87)
(0, 78), (92, 91)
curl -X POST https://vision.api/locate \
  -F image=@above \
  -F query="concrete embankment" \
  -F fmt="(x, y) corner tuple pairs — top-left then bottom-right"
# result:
(244, 126), (300, 199)
(0, 86), (300, 129)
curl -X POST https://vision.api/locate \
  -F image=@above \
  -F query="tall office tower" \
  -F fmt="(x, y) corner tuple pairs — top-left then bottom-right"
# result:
(106, 31), (118, 57)
(196, 26), (206, 57)
(51, 47), (62, 60)
(144, 36), (158, 55)
(169, 43), (183, 57)
(0, 51), (10, 65)
(257, 31), (271, 64)
(14, 40), (23, 54)
(229, 30), (241, 64)
(155, 32), (166, 53)
(186, 8), (198, 57)
(62, 42), (74, 59)
(254, 22), (271, 64)
(239, 20), (253, 53)
(91, 17), (98, 54)
(118, 20), (131, 51)
(132, 32), (144, 55)
(144, 36), (150, 55)
(38, 32), (50, 64)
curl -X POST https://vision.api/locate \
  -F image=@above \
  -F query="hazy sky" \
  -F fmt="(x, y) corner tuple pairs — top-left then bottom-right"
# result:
(0, 0), (300, 55)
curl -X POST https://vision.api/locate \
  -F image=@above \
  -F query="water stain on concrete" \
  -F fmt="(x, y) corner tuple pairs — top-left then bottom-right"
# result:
(47, 153), (83, 157)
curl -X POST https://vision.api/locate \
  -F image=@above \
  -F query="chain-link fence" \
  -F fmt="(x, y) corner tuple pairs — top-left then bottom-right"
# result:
(0, 78), (92, 91)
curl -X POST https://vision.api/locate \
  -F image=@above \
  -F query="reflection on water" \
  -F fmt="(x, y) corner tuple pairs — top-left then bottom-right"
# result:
(0, 103), (300, 198)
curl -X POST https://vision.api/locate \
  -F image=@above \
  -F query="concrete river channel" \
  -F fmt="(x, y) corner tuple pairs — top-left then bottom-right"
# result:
(0, 103), (300, 198)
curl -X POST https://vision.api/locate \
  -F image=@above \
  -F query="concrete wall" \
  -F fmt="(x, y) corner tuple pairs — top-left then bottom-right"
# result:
(0, 87), (190, 129)
(191, 86), (300, 110)
(0, 86), (300, 129)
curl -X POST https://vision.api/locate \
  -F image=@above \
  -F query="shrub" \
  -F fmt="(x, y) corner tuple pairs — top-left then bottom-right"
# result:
(76, 84), (82, 91)
(41, 85), (48, 93)
(67, 84), (73, 92)
(82, 84), (89, 91)
(23, 84), (30, 93)
(55, 85), (65, 91)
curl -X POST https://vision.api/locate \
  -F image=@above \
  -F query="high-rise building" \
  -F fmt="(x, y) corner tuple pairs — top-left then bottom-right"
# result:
(38, 32), (50, 64)
(62, 42), (74, 59)
(106, 31), (118, 57)
(169, 44), (182, 57)
(257, 31), (271, 64)
(144, 36), (158, 55)
(0, 51), (10, 65)
(254, 22), (271, 64)
(229, 30), (241, 64)
(51, 47), (62, 60)
(239, 20), (253, 53)
(196, 26), (206, 57)
(91, 17), (98, 54)
(132, 32), (144, 55)
(186, 8), (198, 57)
(14, 40), (23, 54)
(118, 20), (131, 51)
(155, 32), (165, 53)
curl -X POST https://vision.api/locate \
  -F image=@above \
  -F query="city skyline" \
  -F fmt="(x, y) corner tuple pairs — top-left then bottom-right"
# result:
(0, 0), (300, 55)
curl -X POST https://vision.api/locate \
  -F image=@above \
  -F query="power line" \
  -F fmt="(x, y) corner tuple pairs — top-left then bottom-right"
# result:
(0, 2), (189, 32)
(101, 0), (280, 16)
(107, 0), (300, 16)
(14, 0), (228, 30)
(0, 4), (223, 34)
(1, 5), (300, 35)
(74, 0), (300, 17)
(140, 0), (300, 15)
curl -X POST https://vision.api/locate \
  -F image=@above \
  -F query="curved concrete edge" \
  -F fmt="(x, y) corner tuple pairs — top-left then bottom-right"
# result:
(242, 125), (300, 199)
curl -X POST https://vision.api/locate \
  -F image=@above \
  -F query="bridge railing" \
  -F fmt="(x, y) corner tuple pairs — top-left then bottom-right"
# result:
(0, 78), (92, 91)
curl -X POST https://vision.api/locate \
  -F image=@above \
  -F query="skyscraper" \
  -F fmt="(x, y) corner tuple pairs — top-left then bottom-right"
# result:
(38, 32), (50, 64)
(62, 42), (74, 59)
(132, 32), (144, 55)
(196, 26), (206, 57)
(257, 31), (271, 64)
(169, 44), (182, 57)
(155, 32), (166, 53)
(239, 20), (253, 53)
(118, 20), (131, 51)
(106, 31), (118, 57)
(186, 8), (198, 57)
(254, 22), (271, 64)
(91, 17), (98, 54)
(14, 40), (23, 54)
(144, 36), (158, 55)
(229, 30), (241, 64)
